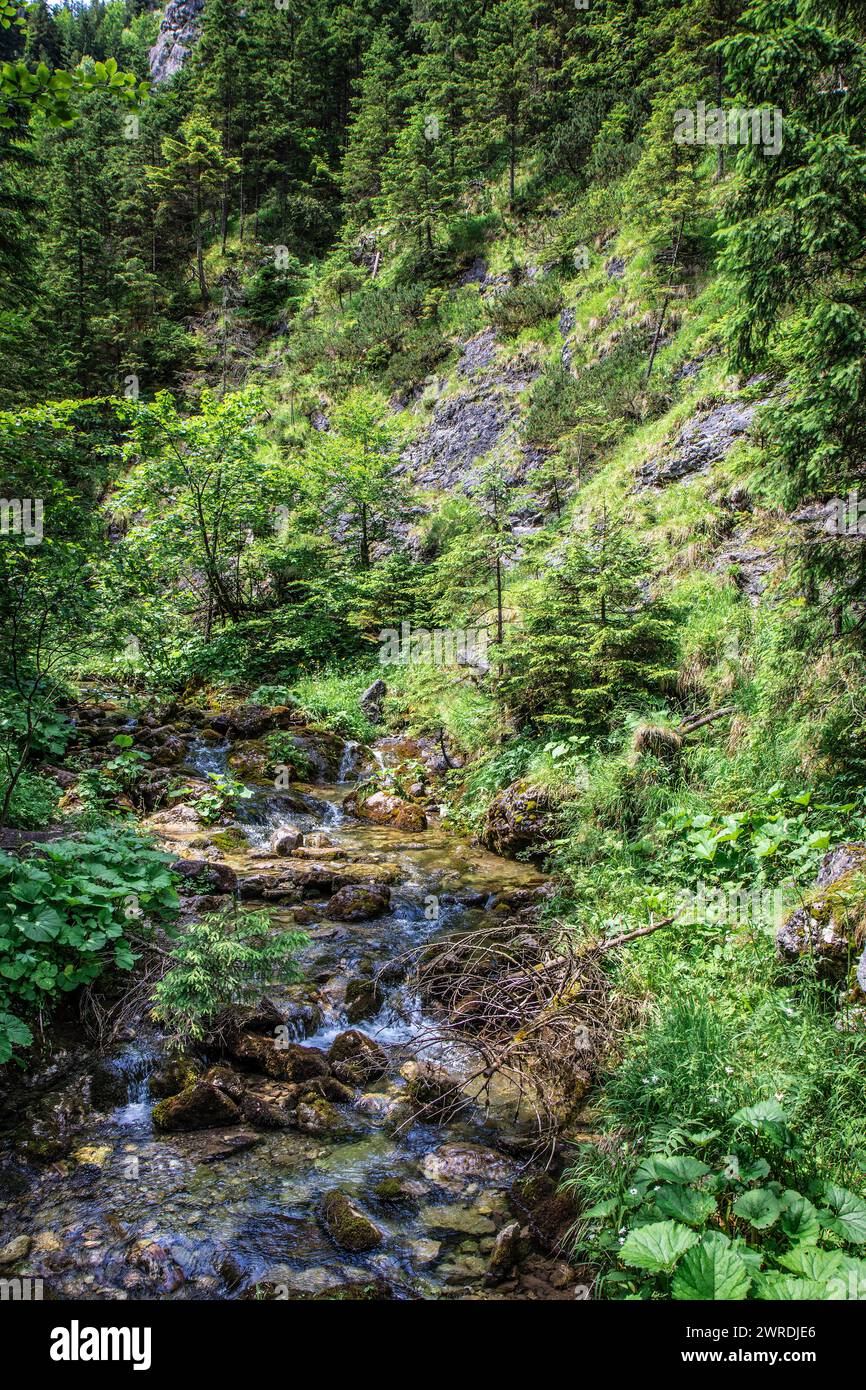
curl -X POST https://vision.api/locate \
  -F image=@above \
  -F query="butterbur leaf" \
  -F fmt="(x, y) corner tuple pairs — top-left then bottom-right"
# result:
(654, 1184), (717, 1227)
(828, 1256), (866, 1299)
(672, 1232), (751, 1300)
(732, 1239), (764, 1273)
(779, 1191), (821, 1244)
(635, 1154), (712, 1185)
(730, 1099), (789, 1142)
(820, 1185), (866, 1244)
(620, 1221), (699, 1273)
(736, 1157), (771, 1183)
(733, 1188), (782, 1230)
(778, 1246), (844, 1281)
(753, 1273), (829, 1300)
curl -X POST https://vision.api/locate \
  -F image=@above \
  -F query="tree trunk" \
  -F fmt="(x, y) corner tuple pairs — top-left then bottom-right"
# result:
(645, 213), (685, 382)
(195, 186), (209, 303)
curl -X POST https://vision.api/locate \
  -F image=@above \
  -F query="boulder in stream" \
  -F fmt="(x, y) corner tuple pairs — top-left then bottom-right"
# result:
(421, 1142), (515, 1190)
(402, 1061), (466, 1123)
(344, 789), (427, 831)
(487, 1221), (523, 1281)
(271, 825), (303, 855)
(295, 1096), (360, 1139)
(344, 977), (384, 1025)
(231, 1033), (331, 1083)
(478, 781), (556, 859)
(303, 831), (333, 849)
(171, 857), (238, 894)
(321, 1190), (384, 1252)
(148, 1057), (203, 1100)
(328, 1030), (389, 1086)
(152, 1080), (241, 1132)
(240, 1095), (292, 1129)
(146, 803), (203, 829)
(324, 883), (391, 922)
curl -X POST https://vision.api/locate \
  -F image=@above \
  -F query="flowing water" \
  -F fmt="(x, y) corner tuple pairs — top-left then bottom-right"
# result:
(0, 743), (546, 1300)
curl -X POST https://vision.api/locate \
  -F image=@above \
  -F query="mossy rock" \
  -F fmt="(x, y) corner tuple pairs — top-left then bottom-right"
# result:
(209, 827), (251, 852)
(321, 1189), (384, 1252)
(776, 843), (866, 981)
(148, 1057), (202, 1100)
(151, 1081), (240, 1132)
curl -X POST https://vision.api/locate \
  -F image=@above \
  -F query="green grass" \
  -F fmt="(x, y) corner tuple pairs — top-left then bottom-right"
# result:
(287, 669), (381, 743)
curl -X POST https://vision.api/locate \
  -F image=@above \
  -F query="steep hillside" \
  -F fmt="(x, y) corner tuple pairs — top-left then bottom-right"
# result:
(2, 0), (866, 1308)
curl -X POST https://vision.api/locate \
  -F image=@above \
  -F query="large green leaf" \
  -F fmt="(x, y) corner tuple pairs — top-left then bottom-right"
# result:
(733, 1188), (782, 1230)
(620, 1221), (699, 1273)
(779, 1190), (821, 1245)
(635, 1155), (712, 1185)
(730, 1099), (789, 1143)
(820, 1185), (866, 1244)
(753, 1273), (829, 1300)
(672, 1232), (751, 1300)
(778, 1245), (844, 1281)
(654, 1183), (717, 1227)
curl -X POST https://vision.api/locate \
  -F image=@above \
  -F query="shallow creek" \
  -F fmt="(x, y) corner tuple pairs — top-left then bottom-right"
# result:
(1, 742), (549, 1300)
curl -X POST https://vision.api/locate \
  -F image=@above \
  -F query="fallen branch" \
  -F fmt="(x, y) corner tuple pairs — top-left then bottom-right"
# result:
(597, 913), (679, 952)
(679, 705), (735, 736)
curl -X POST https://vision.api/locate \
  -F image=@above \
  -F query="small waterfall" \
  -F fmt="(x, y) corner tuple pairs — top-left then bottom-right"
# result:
(186, 738), (230, 777)
(113, 1044), (157, 1127)
(337, 740), (360, 782)
(322, 796), (345, 827)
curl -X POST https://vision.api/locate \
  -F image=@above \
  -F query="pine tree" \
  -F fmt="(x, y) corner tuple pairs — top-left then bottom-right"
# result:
(147, 116), (239, 302)
(499, 509), (679, 729)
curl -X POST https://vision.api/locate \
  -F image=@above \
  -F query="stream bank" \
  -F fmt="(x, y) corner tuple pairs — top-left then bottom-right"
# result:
(0, 697), (594, 1300)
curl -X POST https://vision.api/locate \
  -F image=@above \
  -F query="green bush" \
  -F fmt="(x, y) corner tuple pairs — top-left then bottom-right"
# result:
(288, 670), (379, 742)
(524, 361), (582, 446)
(0, 830), (179, 1064)
(152, 908), (307, 1049)
(264, 731), (313, 780)
(487, 278), (563, 336)
(0, 768), (60, 829)
(175, 771), (252, 825)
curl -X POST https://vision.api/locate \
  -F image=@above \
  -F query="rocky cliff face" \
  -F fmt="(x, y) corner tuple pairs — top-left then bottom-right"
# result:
(149, 0), (205, 84)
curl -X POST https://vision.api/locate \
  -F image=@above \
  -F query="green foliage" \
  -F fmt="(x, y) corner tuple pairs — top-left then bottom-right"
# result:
(651, 787), (866, 893)
(499, 510), (680, 731)
(177, 771), (252, 825)
(0, 829), (178, 1063)
(264, 731), (313, 781)
(152, 908), (307, 1048)
(297, 389), (408, 570)
(0, 53), (148, 130)
(77, 733), (152, 811)
(0, 767), (59, 830)
(487, 278), (562, 336)
(575, 1102), (866, 1300)
(288, 670), (379, 743)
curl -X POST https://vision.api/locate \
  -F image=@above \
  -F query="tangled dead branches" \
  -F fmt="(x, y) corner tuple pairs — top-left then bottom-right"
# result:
(389, 915), (676, 1157)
